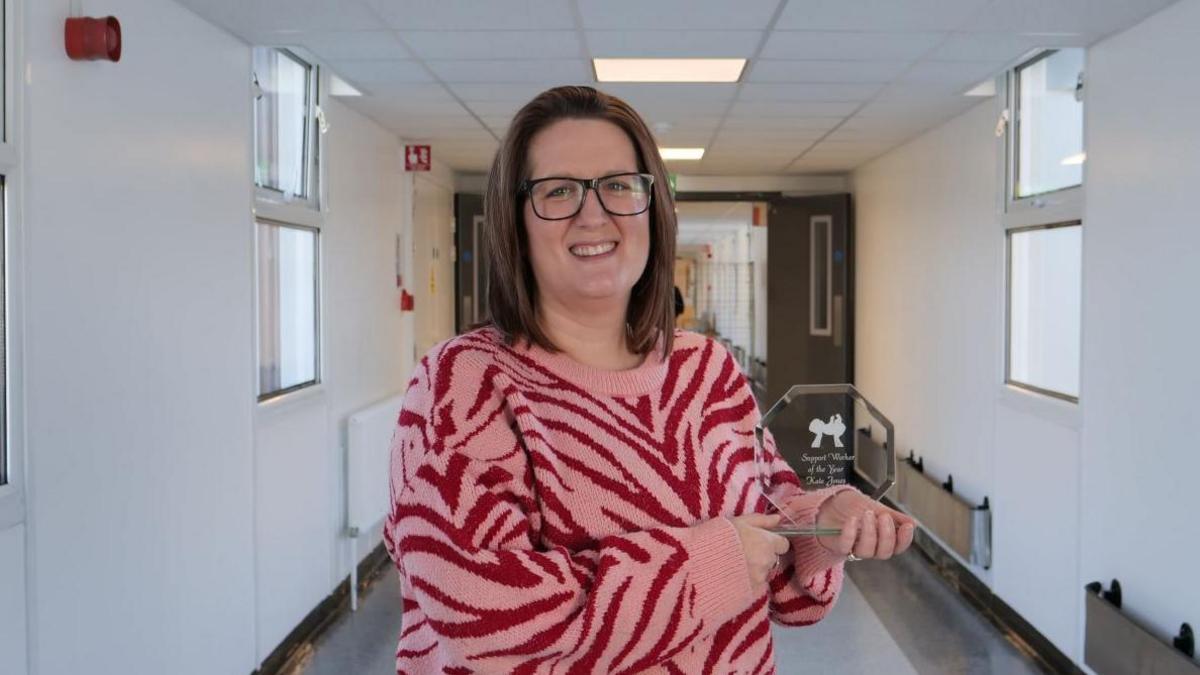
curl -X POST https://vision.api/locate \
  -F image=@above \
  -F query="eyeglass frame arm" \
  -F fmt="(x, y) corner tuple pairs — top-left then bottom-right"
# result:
(754, 383), (895, 501)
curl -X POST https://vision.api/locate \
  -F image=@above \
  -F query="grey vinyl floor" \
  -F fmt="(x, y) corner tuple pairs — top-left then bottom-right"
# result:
(296, 548), (1049, 675)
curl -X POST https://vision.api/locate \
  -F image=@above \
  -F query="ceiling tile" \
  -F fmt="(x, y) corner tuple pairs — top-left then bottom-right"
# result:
(251, 0), (385, 31)
(586, 30), (764, 57)
(721, 116), (844, 132)
(461, 100), (529, 117)
(825, 124), (925, 142)
(449, 83), (563, 102)
(807, 140), (896, 155)
(400, 30), (583, 59)
(737, 82), (883, 102)
(747, 59), (909, 83)
(957, 0), (1177, 41)
(729, 100), (860, 117)
(854, 96), (976, 119)
(930, 32), (1082, 62)
(330, 59), (435, 84)
(364, 0), (575, 30)
(426, 59), (592, 83)
(278, 31), (410, 61)
(355, 97), (468, 117)
(761, 30), (946, 61)
(775, 0), (991, 31)
(897, 60), (1006, 88)
(351, 82), (456, 101)
(577, 0), (780, 30)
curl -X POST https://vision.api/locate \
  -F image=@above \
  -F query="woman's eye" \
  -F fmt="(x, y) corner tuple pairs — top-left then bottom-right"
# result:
(546, 186), (573, 199)
(603, 180), (630, 192)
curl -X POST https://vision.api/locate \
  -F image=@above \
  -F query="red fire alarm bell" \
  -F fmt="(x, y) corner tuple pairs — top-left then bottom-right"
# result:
(65, 16), (122, 62)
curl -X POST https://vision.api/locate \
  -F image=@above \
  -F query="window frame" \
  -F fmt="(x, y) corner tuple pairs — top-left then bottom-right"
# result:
(996, 48), (1086, 412)
(0, 0), (27, 531)
(252, 46), (328, 406)
(1004, 48), (1085, 225)
(252, 47), (323, 214)
(254, 218), (322, 403)
(1003, 220), (1083, 403)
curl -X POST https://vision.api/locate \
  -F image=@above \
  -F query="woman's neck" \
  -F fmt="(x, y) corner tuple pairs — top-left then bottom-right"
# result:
(537, 296), (644, 371)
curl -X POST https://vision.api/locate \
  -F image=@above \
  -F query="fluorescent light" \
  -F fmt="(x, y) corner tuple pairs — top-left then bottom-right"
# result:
(330, 73), (362, 97)
(1061, 152), (1086, 166)
(963, 78), (996, 97)
(659, 147), (705, 161)
(594, 58), (745, 83)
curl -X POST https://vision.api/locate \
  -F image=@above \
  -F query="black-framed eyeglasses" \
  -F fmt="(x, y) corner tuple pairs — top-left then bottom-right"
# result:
(519, 172), (654, 221)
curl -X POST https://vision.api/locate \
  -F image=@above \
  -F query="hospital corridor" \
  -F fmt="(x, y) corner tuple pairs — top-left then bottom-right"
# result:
(0, 1), (1197, 674)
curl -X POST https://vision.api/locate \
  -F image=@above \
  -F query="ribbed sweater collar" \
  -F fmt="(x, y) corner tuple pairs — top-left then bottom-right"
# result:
(514, 331), (670, 397)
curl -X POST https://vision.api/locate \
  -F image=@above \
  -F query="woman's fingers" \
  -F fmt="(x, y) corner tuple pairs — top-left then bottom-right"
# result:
(771, 532), (791, 556)
(830, 516), (859, 555)
(875, 512), (896, 559)
(855, 511), (878, 559)
(896, 522), (915, 554)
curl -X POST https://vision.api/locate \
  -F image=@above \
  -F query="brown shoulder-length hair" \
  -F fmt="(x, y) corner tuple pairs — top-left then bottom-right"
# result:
(482, 85), (677, 361)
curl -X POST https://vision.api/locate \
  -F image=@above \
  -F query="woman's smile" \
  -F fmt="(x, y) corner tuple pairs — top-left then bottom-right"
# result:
(568, 240), (618, 259)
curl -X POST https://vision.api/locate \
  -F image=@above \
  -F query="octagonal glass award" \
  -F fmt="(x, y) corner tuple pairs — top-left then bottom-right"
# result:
(753, 383), (896, 536)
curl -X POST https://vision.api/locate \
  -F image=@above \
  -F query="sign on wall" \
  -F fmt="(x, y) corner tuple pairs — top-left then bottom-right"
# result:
(405, 145), (431, 171)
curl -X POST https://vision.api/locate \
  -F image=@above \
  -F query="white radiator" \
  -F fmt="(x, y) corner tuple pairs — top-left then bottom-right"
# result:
(345, 392), (405, 609)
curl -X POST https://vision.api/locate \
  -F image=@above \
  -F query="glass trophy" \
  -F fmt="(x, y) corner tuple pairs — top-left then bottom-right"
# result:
(753, 384), (896, 536)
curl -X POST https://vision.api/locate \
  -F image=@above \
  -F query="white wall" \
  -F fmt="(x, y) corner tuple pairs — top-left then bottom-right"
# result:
(851, 0), (1200, 667)
(23, 1), (257, 673)
(0, 524), (27, 674)
(1078, 0), (1200, 646)
(851, 99), (1008, 585)
(5, 1), (442, 672)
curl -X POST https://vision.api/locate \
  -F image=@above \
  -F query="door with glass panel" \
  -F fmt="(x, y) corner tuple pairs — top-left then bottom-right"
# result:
(766, 194), (854, 489)
(454, 193), (487, 333)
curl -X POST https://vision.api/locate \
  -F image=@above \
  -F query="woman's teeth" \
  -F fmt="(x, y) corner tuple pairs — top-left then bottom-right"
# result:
(570, 242), (617, 257)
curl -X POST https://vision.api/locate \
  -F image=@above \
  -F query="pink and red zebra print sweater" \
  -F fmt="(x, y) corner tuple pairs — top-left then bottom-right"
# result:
(384, 326), (853, 674)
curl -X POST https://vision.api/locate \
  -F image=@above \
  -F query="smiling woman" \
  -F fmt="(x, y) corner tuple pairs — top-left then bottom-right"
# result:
(383, 86), (912, 675)
(482, 86), (678, 366)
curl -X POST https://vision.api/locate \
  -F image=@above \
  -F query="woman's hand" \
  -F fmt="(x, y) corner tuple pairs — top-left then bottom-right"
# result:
(815, 490), (918, 560)
(729, 513), (791, 589)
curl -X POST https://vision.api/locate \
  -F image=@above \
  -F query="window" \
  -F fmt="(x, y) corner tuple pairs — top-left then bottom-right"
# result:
(1001, 48), (1085, 403)
(257, 221), (319, 400)
(1012, 49), (1085, 200)
(253, 47), (319, 205)
(253, 47), (324, 402)
(1006, 223), (1082, 401)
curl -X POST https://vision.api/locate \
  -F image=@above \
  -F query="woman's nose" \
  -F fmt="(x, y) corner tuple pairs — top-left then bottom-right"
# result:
(574, 187), (609, 226)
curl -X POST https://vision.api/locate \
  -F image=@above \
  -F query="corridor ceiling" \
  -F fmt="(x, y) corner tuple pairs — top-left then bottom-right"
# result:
(179, 0), (1176, 175)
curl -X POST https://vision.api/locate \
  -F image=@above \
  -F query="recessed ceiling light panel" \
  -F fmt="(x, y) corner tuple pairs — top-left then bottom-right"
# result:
(594, 58), (746, 83)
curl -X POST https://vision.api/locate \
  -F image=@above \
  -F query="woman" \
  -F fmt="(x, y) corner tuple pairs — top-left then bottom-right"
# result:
(384, 86), (916, 674)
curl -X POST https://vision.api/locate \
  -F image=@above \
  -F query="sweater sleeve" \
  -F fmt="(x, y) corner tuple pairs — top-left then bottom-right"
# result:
(757, 427), (857, 626)
(698, 339), (851, 627)
(383, 343), (756, 673)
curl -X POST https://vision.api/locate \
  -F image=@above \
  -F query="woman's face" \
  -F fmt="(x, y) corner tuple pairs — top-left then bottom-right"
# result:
(523, 118), (651, 313)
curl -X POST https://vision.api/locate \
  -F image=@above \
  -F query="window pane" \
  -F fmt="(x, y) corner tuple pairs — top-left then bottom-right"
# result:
(1008, 224), (1081, 399)
(810, 216), (830, 335)
(1015, 49), (1084, 198)
(253, 48), (311, 199)
(258, 222), (318, 398)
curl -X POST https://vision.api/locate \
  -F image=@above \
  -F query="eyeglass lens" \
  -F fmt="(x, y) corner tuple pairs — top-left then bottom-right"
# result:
(529, 174), (652, 220)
